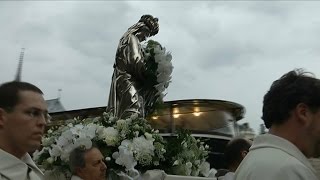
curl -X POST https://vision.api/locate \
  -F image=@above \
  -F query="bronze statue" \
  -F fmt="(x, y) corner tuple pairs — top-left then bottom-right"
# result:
(107, 15), (159, 119)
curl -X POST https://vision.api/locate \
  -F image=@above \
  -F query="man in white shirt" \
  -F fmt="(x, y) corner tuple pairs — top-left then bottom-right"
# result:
(69, 146), (107, 180)
(0, 81), (49, 180)
(235, 69), (320, 180)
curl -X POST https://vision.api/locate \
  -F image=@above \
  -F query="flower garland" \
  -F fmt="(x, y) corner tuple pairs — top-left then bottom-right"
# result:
(143, 40), (173, 99)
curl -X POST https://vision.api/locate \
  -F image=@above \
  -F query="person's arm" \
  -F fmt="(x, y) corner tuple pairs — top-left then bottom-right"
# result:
(128, 34), (142, 63)
(126, 34), (148, 80)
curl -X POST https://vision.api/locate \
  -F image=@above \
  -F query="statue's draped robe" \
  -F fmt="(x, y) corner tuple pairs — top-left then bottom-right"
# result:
(107, 34), (147, 119)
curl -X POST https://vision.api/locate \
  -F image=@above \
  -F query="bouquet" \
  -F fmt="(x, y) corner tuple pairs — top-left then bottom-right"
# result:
(162, 129), (211, 177)
(143, 40), (173, 99)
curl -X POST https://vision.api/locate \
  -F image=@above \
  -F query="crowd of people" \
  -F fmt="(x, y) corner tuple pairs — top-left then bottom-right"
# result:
(1, 68), (320, 180)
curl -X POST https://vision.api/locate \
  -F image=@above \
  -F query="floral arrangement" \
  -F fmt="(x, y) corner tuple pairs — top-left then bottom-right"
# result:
(33, 112), (167, 179)
(33, 119), (109, 179)
(162, 129), (211, 177)
(143, 40), (173, 99)
(34, 112), (213, 179)
(98, 112), (167, 177)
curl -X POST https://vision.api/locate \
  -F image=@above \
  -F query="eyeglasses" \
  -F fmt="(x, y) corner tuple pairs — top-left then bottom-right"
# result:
(25, 108), (52, 123)
(3, 107), (52, 123)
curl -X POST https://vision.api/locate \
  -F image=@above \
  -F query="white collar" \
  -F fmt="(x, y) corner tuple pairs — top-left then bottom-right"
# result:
(0, 148), (43, 179)
(251, 133), (317, 174)
(71, 175), (83, 180)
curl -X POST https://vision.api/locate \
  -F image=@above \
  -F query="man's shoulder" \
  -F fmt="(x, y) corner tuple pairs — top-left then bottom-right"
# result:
(235, 148), (317, 180)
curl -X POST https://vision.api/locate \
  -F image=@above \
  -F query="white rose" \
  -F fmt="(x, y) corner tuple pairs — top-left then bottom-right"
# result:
(47, 157), (54, 164)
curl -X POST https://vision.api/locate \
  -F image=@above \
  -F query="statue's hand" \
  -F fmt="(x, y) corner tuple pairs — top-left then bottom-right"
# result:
(134, 53), (142, 62)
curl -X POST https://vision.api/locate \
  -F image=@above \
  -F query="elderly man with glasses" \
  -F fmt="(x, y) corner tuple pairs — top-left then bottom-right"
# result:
(0, 81), (49, 180)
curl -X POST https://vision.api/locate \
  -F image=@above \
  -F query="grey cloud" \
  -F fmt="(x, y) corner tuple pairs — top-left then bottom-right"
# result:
(196, 41), (263, 70)
(3, 1), (320, 133)
(50, 2), (133, 64)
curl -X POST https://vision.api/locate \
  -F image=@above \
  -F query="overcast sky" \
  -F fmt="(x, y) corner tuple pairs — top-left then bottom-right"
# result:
(1, 1), (320, 133)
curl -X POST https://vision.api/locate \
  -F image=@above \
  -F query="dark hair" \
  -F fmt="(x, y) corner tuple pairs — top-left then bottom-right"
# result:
(0, 81), (43, 111)
(69, 146), (88, 174)
(262, 69), (320, 128)
(224, 138), (251, 167)
(69, 146), (98, 174)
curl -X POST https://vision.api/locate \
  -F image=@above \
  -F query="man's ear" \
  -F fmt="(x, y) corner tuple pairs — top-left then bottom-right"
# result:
(241, 150), (248, 159)
(76, 167), (85, 178)
(295, 103), (312, 127)
(0, 108), (7, 127)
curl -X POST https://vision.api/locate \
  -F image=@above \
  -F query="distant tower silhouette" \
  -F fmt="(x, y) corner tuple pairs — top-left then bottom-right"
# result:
(14, 48), (25, 82)
(58, 89), (62, 99)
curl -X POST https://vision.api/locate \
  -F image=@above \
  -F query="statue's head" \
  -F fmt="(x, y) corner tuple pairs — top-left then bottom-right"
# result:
(138, 14), (159, 36)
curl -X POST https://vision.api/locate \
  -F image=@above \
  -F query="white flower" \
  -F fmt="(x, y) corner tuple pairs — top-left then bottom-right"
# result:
(47, 157), (54, 164)
(182, 142), (188, 149)
(74, 137), (92, 149)
(131, 136), (154, 156)
(199, 161), (211, 177)
(173, 160), (179, 166)
(144, 132), (154, 141)
(49, 144), (62, 158)
(136, 152), (153, 166)
(207, 168), (218, 178)
(101, 127), (119, 146)
(33, 148), (46, 162)
(133, 124), (140, 130)
(96, 126), (106, 137)
(61, 129), (74, 141)
(186, 162), (192, 168)
(130, 113), (138, 120)
(60, 143), (76, 162)
(70, 124), (86, 138)
(112, 140), (137, 170)
(84, 123), (98, 139)
(131, 136), (155, 166)
(185, 165), (192, 176)
(56, 136), (70, 147)
(191, 169), (200, 177)
(117, 120), (127, 128)
(109, 116), (117, 122)
(42, 137), (54, 147)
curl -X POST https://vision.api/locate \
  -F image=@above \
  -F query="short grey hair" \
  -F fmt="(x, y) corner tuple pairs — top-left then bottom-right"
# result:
(69, 146), (90, 174)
